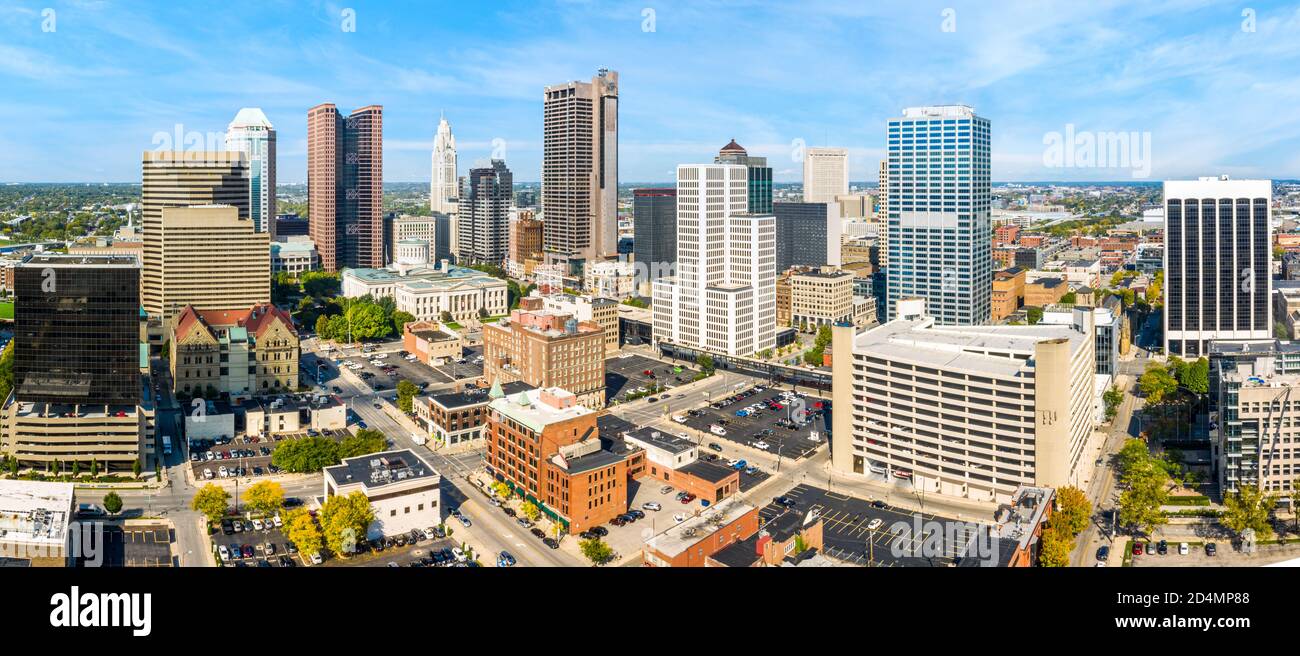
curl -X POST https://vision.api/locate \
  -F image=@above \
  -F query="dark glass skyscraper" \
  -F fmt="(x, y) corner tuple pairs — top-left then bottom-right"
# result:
(13, 254), (141, 406)
(774, 201), (840, 272)
(632, 188), (676, 284)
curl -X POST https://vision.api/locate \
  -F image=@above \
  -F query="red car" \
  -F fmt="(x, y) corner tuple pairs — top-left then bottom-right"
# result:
(680, 493), (696, 504)
(1131, 542), (1143, 556)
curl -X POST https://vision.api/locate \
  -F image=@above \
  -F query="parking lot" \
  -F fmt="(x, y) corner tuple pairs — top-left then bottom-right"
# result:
(605, 353), (695, 404)
(325, 536), (465, 568)
(216, 517), (304, 567)
(679, 388), (829, 461)
(767, 484), (961, 567)
(427, 345), (485, 383)
(190, 427), (352, 482)
(84, 524), (174, 567)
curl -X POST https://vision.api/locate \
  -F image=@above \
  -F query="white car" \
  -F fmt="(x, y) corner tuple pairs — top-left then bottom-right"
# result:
(271, 515), (283, 528)
(672, 415), (688, 424)
(252, 518), (264, 531)
(673, 514), (686, 523)
(218, 466), (229, 478)
(752, 440), (770, 450)
(452, 547), (467, 562)
(642, 502), (662, 511)
(1178, 542), (1189, 555)
(309, 552), (323, 565)
(867, 518), (883, 530)
(218, 544), (230, 561)
(710, 425), (727, 436)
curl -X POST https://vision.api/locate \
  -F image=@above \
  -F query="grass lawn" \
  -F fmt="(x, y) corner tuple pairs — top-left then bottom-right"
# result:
(0, 301), (12, 320)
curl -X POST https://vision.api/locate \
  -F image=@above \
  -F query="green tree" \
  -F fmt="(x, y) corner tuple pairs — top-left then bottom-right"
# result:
(102, 491), (123, 515)
(439, 310), (454, 323)
(695, 354), (715, 375)
(1037, 525), (1073, 567)
(132, 459), (142, 478)
(301, 271), (340, 298)
(1138, 363), (1178, 404)
(284, 508), (324, 558)
(1103, 385), (1124, 421)
(1115, 439), (1170, 535)
(396, 380), (419, 414)
(338, 429), (387, 458)
(244, 480), (286, 517)
(315, 314), (332, 339)
(1220, 485), (1276, 541)
(1053, 486), (1093, 537)
(0, 342), (14, 402)
(345, 301), (390, 340)
(191, 483), (231, 524)
(319, 491), (374, 556)
(391, 310), (415, 334)
(271, 436), (342, 473)
(1181, 357), (1209, 395)
(1026, 307), (1044, 325)
(579, 537), (613, 565)
(1059, 291), (1077, 305)
(521, 501), (541, 522)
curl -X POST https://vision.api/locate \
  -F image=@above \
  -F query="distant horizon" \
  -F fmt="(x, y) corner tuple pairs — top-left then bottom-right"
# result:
(6, 179), (1298, 187)
(4, 2), (1300, 182)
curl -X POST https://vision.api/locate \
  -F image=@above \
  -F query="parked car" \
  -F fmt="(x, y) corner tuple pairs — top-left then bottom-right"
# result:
(529, 527), (546, 539)
(218, 544), (230, 561)
(1096, 546), (1110, 562)
(659, 485), (675, 495)
(642, 502), (662, 512)
(542, 537), (559, 550)
(1156, 540), (1168, 555)
(589, 526), (608, 537)
(775, 496), (796, 508)
(867, 518), (884, 530)
(1206, 542), (1218, 556)
(1131, 542), (1143, 556)
(708, 442), (724, 452)
(680, 493), (696, 504)
(1178, 542), (1189, 555)
(498, 551), (516, 567)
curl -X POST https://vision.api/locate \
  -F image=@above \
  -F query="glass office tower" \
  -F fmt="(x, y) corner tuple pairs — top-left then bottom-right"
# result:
(884, 105), (991, 325)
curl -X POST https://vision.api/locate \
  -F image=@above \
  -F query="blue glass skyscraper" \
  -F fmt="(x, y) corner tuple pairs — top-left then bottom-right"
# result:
(884, 105), (991, 325)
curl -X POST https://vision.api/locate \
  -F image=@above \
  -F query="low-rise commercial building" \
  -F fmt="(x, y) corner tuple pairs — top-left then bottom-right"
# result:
(620, 426), (740, 504)
(709, 508), (826, 567)
(642, 499), (759, 567)
(402, 321), (462, 366)
(790, 269), (856, 329)
(1024, 276), (1068, 308)
(485, 386), (642, 532)
(0, 480), (75, 567)
(991, 267), (1026, 321)
(415, 381), (532, 449)
(341, 262), (508, 323)
(831, 298), (1097, 505)
(270, 238), (320, 274)
(322, 449), (442, 541)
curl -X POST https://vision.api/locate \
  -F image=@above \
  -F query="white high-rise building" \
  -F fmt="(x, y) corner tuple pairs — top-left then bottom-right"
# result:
(652, 164), (776, 357)
(802, 147), (849, 203)
(225, 108), (276, 237)
(1163, 176), (1273, 356)
(431, 114), (457, 214)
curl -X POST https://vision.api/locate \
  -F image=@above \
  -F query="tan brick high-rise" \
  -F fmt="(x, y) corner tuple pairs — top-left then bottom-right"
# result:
(142, 151), (249, 318)
(154, 206), (269, 324)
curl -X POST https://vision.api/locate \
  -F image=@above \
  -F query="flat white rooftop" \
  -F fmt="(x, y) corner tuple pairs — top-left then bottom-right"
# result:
(853, 316), (1086, 378)
(0, 480), (74, 547)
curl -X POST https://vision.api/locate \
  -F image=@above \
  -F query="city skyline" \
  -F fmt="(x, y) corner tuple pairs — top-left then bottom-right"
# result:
(4, 1), (1300, 183)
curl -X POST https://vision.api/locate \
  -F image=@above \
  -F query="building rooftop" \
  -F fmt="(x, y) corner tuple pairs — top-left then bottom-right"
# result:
(854, 308), (1088, 378)
(643, 499), (756, 559)
(677, 460), (737, 483)
(430, 382), (531, 410)
(0, 480), (74, 548)
(489, 387), (593, 434)
(19, 253), (140, 268)
(622, 426), (693, 455)
(324, 449), (439, 492)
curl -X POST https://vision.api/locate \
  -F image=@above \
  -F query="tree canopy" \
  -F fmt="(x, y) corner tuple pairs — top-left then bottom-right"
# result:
(191, 484), (231, 523)
(319, 491), (374, 556)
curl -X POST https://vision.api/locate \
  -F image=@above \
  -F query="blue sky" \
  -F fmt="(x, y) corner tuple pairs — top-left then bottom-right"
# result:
(3, 0), (1300, 183)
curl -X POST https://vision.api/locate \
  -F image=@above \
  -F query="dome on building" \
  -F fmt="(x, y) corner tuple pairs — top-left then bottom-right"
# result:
(719, 139), (747, 156)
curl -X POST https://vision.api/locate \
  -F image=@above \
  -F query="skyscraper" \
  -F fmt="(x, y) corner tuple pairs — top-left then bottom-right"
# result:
(459, 160), (512, 266)
(884, 105), (991, 325)
(542, 69), (619, 274)
(652, 164), (776, 357)
(141, 150), (249, 318)
(632, 187), (676, 294)
(154, 205), (271, 322)
(307, 103), (384, 272)
(225, 108), (277, 237)
(4, 254), (145, 472)
(431, 114), (457, 214)
(715, 139), (773, 214)
(802, 147), (849, 203)
(1163, 177), (1272, 356)
(773, 201), (843, 272)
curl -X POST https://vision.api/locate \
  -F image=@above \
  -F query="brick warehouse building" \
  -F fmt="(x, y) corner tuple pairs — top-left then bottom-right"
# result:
(485, 385), (642, 532)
